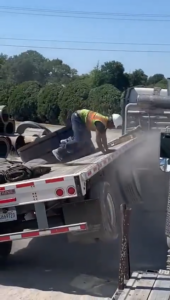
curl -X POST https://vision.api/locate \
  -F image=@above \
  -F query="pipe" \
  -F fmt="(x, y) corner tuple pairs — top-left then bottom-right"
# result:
(23, 128), (47, 137)
(16, 121), (51, 135)
(0, 105), (9, 124)
(4, 120), (15, 134)
(0, 136), (11, 158)
(0, 121), (5, 134)
(23, 136), (38, 144)
(10, 135), (26, 155)
(167, 78), (170, 96)
(137, 95), (170, 109)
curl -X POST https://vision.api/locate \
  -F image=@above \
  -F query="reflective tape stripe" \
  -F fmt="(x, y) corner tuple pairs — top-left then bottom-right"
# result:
(0, 223), (88, 242)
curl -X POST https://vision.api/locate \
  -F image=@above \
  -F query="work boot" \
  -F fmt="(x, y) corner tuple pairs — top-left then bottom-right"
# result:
(60, 136), (74, 145)
(52, 147), (67, 162)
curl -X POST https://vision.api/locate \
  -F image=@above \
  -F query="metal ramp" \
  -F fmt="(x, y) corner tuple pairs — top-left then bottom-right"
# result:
(112, 270), (170, 300)
(112, 204), (170, 299)
(113, 269), (170, 300)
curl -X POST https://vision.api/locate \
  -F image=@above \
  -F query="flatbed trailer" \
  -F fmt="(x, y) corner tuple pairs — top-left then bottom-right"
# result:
(0, 133), (141, 257)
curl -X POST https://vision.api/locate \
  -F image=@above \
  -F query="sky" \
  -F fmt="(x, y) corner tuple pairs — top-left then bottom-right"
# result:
(0, 0), (170, 77)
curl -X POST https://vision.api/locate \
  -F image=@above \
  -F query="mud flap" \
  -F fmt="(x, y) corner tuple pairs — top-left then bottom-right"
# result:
(63, 200), (103, 244)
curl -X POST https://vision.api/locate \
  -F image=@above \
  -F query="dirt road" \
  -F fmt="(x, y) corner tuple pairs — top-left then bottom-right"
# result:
(0, 127), (168, 299)
(0, 206), (167, 299)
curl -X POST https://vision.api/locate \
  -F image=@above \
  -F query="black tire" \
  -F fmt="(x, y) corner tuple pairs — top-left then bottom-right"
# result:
(0, 241), (12, 258)
(89, 181), (120, 242)
(117, 168), (142, 204)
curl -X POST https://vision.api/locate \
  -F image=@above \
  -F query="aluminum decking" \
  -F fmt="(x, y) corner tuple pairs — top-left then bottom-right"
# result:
(8, 139), (132, 178)
(113, 270), (170, 300)
(36, 139), (132, 178)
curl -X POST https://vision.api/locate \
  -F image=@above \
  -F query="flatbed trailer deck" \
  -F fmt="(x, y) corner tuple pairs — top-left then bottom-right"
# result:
(1, 138), (137, 207)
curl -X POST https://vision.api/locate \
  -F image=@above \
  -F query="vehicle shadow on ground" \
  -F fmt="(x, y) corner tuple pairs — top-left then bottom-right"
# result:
(0, 206), (168, 298)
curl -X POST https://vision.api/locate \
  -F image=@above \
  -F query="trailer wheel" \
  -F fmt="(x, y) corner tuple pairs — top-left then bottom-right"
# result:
(0, 241), (12, 258)
(117, 169), (141, 204)
(89, 181), (119, 242)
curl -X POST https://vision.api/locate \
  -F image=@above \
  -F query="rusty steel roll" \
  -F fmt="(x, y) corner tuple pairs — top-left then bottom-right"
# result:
(9, 135), (26, 155)
(0, 136), (11, 158)
(0, 105), (9, 124)
(23, 128), (47, 137)
(4, 120), (15, 134)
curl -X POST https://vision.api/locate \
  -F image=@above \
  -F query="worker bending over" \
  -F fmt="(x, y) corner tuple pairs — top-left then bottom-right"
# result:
(53, 109), (122, 161)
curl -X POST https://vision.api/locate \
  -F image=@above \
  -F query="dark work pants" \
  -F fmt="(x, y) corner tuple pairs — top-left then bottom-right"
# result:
(66, 112), (91, 152)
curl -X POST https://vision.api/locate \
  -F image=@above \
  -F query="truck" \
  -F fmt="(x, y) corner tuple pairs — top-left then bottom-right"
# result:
(121, 85), (170, 134)
(0, 130), (141, 257)
(0, 83), (169, 256)
(1, 81), (170, 298)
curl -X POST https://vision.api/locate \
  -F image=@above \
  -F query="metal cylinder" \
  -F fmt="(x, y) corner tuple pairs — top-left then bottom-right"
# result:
(4, 136), (12, 148)
(23, 136), (38, 144)
(16, 121), (51, 135)
(0, 105), (9, 124)
(0, 136), (11, 158)
(0, 121), (5, 134)
(137, 95), (170, 109)
(23, 128), (47, 137)
(9, 135), (26, 155)
(4, 120), (15, 134)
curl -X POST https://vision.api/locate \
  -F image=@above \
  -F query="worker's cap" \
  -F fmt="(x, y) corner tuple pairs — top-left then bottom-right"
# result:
(112, 114), (122, 128)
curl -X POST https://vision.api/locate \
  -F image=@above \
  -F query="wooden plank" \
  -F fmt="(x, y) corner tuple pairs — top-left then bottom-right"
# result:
(127, 272), (158, 300)
(148, 274), (170, 300)
(112, 272), (141, 300)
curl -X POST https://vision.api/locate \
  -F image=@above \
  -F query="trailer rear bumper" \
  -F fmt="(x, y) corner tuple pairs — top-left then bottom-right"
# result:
(0, 222), (88, 242)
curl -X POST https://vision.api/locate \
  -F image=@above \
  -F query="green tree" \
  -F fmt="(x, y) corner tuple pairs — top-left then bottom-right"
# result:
(89, 63), (106, 87)
(37, 83), (62, 124)
(129, 69), (148, 86)
(147, 74), (165, 86)
(0, 54), (7, 68)
(100, 61), (130, 91)
(0, 82), (16, 107)
(88, 84), (121, 115)
(147, 78), (167, 89)
(8, 81), (41, 121)
(2, 51), (49, 84)
(0, 54), (8, 80)
(47, 59), (77, 84)
(73, 73), (94, 87)
(58, 80), (91, 124)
